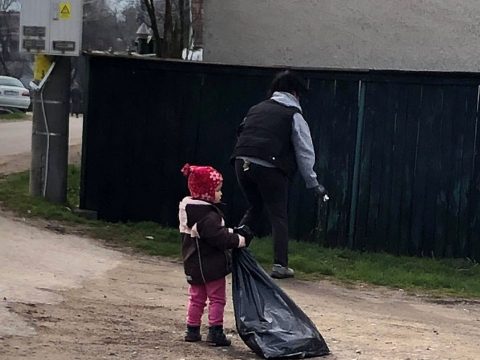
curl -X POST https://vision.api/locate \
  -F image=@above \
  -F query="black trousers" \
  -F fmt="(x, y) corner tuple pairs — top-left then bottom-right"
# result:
(235, 159), (289, 267)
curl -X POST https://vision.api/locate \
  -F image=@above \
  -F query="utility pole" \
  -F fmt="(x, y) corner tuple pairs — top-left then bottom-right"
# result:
(19, 0), (83, 204)
(30, 56), (71, 203)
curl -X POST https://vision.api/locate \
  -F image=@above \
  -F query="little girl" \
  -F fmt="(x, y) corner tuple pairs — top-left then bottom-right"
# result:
(179, 163), (253, 346)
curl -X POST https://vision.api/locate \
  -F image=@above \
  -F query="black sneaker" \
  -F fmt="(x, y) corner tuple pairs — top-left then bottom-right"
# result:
(206, 325), (231, 346)
(270, 264), (295, 279)
(184, 325), (201, 342)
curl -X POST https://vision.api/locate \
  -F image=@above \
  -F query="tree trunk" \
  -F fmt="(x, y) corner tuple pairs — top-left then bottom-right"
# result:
(0, 9), (11, 75)
(143, 0), (162, 57)
(162, 0), (173, 57)
(179, 0), (191, 52)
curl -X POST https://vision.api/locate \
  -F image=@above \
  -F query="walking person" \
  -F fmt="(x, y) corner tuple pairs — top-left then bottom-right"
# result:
(70, 83), (82, 118)
(179, 163), (253, 346)
(231, 70), (328, 279)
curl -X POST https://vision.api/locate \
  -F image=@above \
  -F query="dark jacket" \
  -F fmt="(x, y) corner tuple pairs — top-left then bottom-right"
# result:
(70, 87), (82, 114)
(179, 197), (241, 285)
(231, 99), (299, 176)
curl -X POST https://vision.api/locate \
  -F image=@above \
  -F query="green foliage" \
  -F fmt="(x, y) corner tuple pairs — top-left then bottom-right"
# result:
(1, 166), (480, 298)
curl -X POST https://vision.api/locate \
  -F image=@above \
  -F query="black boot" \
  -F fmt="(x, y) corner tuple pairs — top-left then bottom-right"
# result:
(206, 325), (231, 346)
(184, 325), (201, 342)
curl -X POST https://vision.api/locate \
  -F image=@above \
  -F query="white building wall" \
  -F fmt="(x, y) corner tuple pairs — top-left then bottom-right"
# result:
(204, 0), (480, 71)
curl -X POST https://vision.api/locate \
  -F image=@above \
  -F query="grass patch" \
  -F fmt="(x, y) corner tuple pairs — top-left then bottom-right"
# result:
(1, 166), (480, 298)
(0, 112), (30, 121)
(250, 236), (480, 297)
(0, 166), (181, 260)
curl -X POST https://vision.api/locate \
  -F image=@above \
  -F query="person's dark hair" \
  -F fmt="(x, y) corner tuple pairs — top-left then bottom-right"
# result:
(268, 70), (308, 98)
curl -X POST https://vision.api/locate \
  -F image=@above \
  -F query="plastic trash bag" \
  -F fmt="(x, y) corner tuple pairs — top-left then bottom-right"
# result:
(232, 248), (330, 359)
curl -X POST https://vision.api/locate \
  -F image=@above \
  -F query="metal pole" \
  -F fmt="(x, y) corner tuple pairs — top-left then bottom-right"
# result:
(30, 56), (71, 204)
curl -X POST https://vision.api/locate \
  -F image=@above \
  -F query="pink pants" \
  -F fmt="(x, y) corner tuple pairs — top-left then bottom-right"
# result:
(186, 277), (226, 327)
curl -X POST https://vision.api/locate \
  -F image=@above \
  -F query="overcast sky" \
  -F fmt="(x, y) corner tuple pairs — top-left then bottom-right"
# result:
(106, 0), (132, 12)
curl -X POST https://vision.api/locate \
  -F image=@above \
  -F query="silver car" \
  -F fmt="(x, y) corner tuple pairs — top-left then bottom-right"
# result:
(0, 76), (31, 112)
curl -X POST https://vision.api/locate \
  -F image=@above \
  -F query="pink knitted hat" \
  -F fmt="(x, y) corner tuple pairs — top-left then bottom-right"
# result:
(181, 163), (223, 202)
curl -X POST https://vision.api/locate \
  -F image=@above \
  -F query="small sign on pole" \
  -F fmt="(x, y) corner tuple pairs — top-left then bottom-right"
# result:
(59, 2), (72, 20)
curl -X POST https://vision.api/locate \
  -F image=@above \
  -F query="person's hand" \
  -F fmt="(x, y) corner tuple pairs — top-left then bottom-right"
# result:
(234, 225), (254, 247)
(314, 184), (329, 202)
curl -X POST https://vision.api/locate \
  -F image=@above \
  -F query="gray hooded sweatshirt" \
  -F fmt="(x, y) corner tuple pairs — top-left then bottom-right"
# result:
(240, 91), (319, 189)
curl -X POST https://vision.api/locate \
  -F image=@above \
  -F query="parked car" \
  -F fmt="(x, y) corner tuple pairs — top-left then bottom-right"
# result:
(0, 76), (31, 112)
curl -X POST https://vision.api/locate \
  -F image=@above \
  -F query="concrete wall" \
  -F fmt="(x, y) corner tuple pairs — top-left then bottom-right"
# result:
(203, 0), (480, 71)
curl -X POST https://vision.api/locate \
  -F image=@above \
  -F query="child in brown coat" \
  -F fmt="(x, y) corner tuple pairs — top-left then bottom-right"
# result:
(179, 163), (253, 346)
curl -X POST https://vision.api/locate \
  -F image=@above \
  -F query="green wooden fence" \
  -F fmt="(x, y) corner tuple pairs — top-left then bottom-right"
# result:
(81, 54), (480, 259)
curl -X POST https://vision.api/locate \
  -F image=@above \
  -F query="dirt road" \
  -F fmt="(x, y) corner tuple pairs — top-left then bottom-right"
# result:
(1, 145), (480, 359)
(1, 214), (480, 360)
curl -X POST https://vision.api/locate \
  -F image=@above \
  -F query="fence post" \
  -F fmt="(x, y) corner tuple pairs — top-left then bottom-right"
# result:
(348, 80), (367, 249)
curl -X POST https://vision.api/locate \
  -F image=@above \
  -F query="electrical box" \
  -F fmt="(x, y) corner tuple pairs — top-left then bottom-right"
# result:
(19, 0), (83, 56)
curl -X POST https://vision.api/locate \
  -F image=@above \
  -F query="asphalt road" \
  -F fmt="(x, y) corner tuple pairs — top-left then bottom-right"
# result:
(0, 115), (83, 157)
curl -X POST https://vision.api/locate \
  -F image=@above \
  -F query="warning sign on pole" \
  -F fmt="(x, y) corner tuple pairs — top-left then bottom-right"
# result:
(59, 2), (71, 20)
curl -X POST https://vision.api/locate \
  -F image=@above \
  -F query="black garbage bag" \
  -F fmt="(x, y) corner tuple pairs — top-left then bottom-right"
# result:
(232, 248), (330, 359)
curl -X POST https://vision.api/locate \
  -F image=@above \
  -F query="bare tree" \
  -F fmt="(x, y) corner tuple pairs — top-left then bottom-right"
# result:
(0, 0), (19, 75)
(82, 0), (121, 51)
(0, 0), (17, 12)
(142, 0), (163, 57)
(141, 0), (191, 58)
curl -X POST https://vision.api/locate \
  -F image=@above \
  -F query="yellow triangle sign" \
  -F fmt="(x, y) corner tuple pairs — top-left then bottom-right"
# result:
(59, 2), (71, 19)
